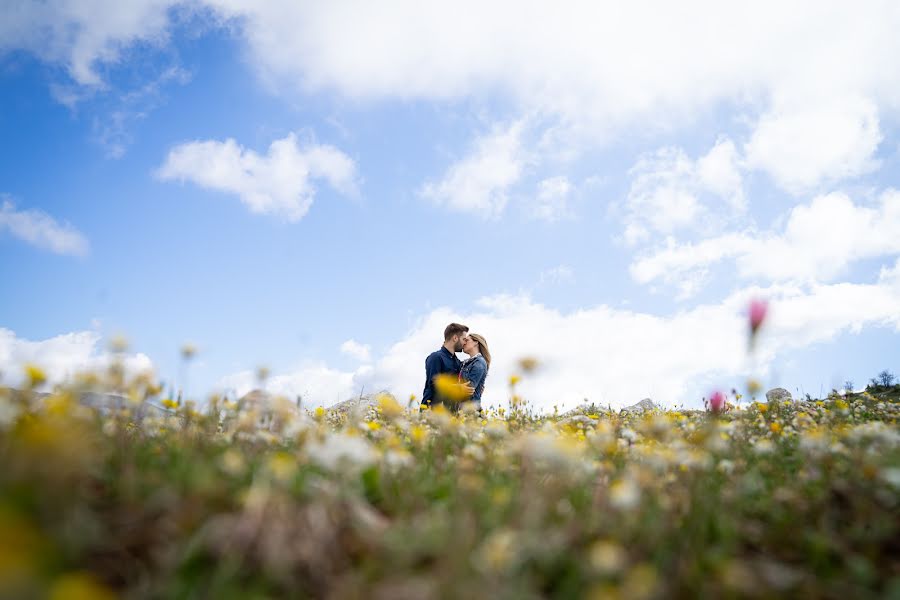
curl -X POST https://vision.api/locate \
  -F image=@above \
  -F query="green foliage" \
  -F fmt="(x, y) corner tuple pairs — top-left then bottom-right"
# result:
(0, 379), (898, 599)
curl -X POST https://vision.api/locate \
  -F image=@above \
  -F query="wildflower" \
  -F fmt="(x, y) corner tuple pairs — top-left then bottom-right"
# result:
(709, 390), (725, 413)
(434, 373), (471, 404)
(23, 364), (46, 388)
(220, 449), (245, 476)
(754, 438), (775, 454)
(509, 375), (521, 387)
(376, 393), (403, 418)
(609, 477), (641, 510)
(49, 572), (116, 600)
(756, 402), (768, 413)
(108, 334), (129, 353)
(623, 563), (659, 600)
(476, 530), (519, 574)
(161, 398), (179, 410)
(770, 422), (782, 435)
(265, 451), (296, 483)
(518, 357), (539, 373)
(0, 394), (21, 428)
(307, 433), (375, 472)
(748, 298), (768, 335)
(747, 378), (763, 396)
(589, 540), (627, 574)
(314, 406), (325, 419)
(410, 425), (428, 444)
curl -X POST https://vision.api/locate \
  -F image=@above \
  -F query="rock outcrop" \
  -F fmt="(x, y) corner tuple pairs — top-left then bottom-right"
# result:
(765, 388), (792, 403)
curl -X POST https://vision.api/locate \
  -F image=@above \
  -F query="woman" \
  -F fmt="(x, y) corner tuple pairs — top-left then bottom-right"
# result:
(459, 333), (490, 412)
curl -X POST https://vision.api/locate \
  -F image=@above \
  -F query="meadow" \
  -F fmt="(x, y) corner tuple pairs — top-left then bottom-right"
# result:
(0, 362), (898, 599)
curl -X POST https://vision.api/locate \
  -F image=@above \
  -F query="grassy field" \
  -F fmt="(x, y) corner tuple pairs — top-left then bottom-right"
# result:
(1, 369), (898, 599)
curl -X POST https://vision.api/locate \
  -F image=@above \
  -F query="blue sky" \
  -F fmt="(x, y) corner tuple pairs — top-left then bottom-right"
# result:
(1, 2), (899, 410)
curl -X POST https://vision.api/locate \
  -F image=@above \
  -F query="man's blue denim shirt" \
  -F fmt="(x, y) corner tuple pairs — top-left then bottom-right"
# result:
(422, 346), (462, 406)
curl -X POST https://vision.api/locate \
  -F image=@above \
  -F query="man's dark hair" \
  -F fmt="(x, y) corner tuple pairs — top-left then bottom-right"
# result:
(444, 322), (469, 341)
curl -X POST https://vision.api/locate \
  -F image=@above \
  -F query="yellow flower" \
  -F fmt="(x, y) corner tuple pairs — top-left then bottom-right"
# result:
(770, 422), (782, 434)
(509, 375), (522, 387)
(747, 378), (763, 396)
(266, 451), (296, 483)
(589, 540), (628, 574)
(756, 402), (768, 413)
(161, 398), (178, 410)
(377, 393), (403, 418)
(23, 364), (46, 388)
(410, 425), (428, 444)
(314, 406), (326, 419)
(433, 373), (471, 403)
(517, 357), (539, 373)
(48, 572), (116, 600)
(366, 421), (382, 431)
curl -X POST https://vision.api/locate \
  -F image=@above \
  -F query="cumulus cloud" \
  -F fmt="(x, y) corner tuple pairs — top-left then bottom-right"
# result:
(0, 0), (178, 86)
(631, 190), (900, 290)
(531, 176), (573, 222)
(0, 328), (153, 389)
(6, 2), (900, 191)
(420, 121), (527, 218)
(340, 339), (371, 362)
(744, 96), (882, 193)
(216, 273), (900, 410)
(217, 362), (371, 407)
(0, 199), (89, 256)
(623, 139), (743, 245)
(156, 133), (357, 222)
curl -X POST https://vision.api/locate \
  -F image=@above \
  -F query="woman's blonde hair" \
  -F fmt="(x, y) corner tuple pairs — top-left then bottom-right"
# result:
(468, 333), (491, 367)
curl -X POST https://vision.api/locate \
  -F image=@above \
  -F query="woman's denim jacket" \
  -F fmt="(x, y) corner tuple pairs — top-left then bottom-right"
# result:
(459, 354), (488, 403)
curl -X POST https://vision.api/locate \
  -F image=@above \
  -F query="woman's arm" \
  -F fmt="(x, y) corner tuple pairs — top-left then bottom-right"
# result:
(463, 358), (487, 391)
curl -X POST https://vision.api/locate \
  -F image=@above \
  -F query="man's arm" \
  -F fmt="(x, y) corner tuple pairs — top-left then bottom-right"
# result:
(422, 353), (440, 407)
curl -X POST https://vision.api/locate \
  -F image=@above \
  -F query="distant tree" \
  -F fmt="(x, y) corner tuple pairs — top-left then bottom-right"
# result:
(843, 380), (854, 393)
(877, 370), (896, 387)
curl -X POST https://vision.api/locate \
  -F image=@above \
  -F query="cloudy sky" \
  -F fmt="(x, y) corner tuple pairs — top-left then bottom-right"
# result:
(2, 1), (899, 410)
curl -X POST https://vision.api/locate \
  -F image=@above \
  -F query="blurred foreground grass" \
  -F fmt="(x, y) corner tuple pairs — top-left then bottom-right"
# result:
(1, 369), (898, 599)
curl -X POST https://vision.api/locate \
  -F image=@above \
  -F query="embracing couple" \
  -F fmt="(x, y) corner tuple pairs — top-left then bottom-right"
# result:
(421, 323), (491, 413)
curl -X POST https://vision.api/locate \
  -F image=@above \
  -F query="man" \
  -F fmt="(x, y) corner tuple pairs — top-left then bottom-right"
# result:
(421, 322), (468, 409)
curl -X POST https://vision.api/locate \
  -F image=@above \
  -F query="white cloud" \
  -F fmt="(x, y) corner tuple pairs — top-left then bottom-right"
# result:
(216, 272), (900, 411)
(156, 133), (357, 222)
(340, 339), (371, 362)
(0, 0), (178, 86)
(744, 96), (882, 193)
(6, 3), (900, 190)
(538, 265), (575, 286)
(0, 199), (89, 256)
(217, 362), (370, 407)
(531, 176), (573, 222)
(420, 122), (527, 218)
(623, 139), (743, 245)
(201, 1), (900, 187)
(696, 139), (744, 208)
(631, 190), (900, 289)
(0, 328), (153, 389)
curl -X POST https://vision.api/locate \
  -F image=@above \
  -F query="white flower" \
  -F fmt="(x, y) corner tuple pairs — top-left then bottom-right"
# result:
(609, 477), (641, 510)
(620, 428), (638, 443)
(307, 433), (376, 472)
(0, 395), (21, 428)
(753, 439), (775, 455)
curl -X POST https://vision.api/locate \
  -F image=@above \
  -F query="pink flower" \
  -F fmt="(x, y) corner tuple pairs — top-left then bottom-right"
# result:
(748, 298), (768, 335)
(709, 390), (725, 412)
